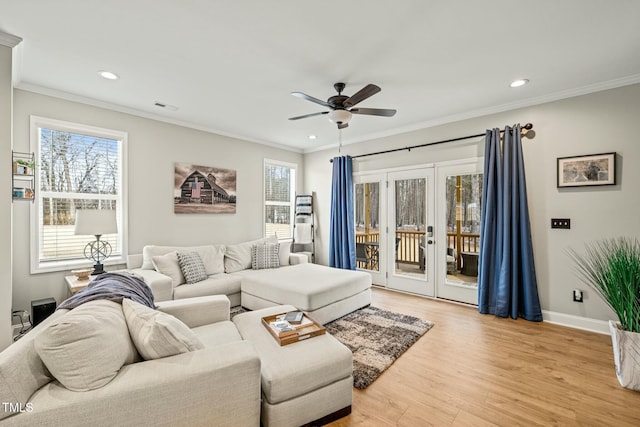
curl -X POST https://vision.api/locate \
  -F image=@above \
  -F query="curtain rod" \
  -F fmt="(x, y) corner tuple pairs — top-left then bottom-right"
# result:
(329, 123), (533, 162)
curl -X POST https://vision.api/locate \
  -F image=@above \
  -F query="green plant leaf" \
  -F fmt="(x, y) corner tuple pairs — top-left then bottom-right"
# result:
(567, 237), (640, 333)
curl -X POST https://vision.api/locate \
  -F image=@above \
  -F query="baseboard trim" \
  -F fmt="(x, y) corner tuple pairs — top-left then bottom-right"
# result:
(542, 310), (610, 335)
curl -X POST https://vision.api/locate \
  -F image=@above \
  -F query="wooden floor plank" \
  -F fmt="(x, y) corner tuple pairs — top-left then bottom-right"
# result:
(328, 287), (640, 426)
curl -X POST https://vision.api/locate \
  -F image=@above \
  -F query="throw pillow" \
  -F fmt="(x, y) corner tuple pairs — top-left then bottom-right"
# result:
(122, 298), (204, 360)
(279, 239), (292, 266)
(177, 252), (208, 284)
(34, 300), (139, 392)
(225, 235), (278, 273)
(152, 251), (185, 287)
(251, 242), (280, 270)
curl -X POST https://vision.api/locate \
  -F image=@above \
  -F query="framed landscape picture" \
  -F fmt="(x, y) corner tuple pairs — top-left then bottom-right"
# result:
(557, 152), (616, 188)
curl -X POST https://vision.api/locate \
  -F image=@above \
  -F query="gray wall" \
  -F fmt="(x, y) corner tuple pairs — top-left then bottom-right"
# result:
(304, 83), (640, 324)
(11, 89), (303, 314)
(1, 45), (14, 349)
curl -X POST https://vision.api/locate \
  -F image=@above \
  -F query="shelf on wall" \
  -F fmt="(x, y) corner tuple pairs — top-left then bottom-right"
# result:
(12, 151), (36, 202)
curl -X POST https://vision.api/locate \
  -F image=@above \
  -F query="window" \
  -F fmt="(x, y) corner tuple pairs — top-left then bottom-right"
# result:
(30, 116), (127, 273)
(264, 160), (296, 240)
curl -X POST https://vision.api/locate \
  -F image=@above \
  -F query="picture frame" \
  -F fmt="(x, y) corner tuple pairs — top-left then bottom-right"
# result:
(174, 162), (237, 214)
(557, 152), (616, 188)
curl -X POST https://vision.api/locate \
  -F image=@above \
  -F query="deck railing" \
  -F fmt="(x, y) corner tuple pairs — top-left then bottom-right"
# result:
(355, 230), (480, 267)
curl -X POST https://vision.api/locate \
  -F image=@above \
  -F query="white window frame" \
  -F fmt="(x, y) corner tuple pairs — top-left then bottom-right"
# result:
(263, 159), (297, 240)
(30, 116), (128, 274)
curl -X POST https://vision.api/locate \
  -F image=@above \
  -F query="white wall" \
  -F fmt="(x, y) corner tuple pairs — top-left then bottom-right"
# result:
(0, 44), (14, 350)
(304, 83), (640, 325)
(11, 89), (303, 314)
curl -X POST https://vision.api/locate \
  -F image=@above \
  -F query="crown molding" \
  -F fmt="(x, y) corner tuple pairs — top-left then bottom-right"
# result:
(303, 74), (640, 154)
(0, 31), (22, 48)
(15, 83), (303, 154)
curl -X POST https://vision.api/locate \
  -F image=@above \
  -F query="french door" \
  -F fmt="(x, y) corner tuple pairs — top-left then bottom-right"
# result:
(354, 168), (435, 297)
(435, 161), (483, 305)
(386, 168), (435, 296)
(353, 173), (386, 285)
(355, 159), (483, 305)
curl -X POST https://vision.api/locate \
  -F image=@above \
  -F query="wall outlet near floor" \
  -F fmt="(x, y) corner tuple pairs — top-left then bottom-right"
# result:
(573, 289), (584, 303)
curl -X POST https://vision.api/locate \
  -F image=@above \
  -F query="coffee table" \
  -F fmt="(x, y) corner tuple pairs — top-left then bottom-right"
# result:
(233, 305), (353, 427)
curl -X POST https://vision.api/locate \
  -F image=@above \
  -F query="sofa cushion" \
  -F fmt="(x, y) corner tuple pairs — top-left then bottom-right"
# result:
(142, 244), (225, 275)
(251, 242), (280, 270)
(279, 239), (292, 266)
(152, 251), (185, 287)
(173, 274), (242, 300)
(224, 235), (277, 273)
(239, 263), (372, 311)
(0, 310), (68, 420)
(33, 300), (138, 392)
(192, 320), (243, 348)
(177, 252), (208, 284)
(122, 299), (204, 360)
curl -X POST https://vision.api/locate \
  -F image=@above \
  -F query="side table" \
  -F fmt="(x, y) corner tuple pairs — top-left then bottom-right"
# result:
(64, 275), (92, 296)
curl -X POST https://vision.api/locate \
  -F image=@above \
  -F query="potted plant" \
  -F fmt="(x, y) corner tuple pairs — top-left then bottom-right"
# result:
(13, 158), (36, 175)
(568, 237), (640, 390)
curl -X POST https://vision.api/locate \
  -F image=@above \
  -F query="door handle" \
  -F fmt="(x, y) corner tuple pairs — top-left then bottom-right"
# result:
(427, 240), (434, 245)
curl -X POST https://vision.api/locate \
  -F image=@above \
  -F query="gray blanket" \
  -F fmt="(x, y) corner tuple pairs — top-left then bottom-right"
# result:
(58, 272), (156, 311)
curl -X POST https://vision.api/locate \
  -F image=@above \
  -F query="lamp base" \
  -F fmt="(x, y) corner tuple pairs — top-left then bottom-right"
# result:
(91, 262), (106, 275)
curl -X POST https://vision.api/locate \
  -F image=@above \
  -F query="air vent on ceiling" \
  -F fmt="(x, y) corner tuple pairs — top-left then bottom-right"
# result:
(153, 101), (178, 111)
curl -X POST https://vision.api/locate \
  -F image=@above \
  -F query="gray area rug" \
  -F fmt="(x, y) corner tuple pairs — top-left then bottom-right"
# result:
(325, 306), (434, 389)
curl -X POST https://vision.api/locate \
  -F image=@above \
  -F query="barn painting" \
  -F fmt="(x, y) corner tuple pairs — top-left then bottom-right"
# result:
(174, 163), (237, 214)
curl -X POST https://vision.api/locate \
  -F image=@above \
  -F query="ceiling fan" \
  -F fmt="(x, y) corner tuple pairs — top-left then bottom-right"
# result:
(288, 82), (396, 129)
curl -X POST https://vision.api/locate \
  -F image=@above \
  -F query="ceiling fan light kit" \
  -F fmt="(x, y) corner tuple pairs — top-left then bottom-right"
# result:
(289, 82), (396, 129)
(328, 109), (352, 125)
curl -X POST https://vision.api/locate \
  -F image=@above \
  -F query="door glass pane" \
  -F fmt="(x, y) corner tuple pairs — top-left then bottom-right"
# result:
(355, 182), (380, 272)
(445, 174), (482, 286)
(394, 178), (425, 278)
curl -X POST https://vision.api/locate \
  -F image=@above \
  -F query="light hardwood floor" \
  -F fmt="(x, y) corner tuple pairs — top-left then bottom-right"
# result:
(329, 287), (640, 427)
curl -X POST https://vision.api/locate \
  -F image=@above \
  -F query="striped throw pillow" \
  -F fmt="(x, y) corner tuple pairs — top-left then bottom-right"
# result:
(251, 242), (280, 270)
(177, 252), (208, 284)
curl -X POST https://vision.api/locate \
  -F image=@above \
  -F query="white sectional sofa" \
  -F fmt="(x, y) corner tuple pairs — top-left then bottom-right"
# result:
(0, 295), (261, 426)
(127, 236), (307, 306)
(128, 236), (372, 324)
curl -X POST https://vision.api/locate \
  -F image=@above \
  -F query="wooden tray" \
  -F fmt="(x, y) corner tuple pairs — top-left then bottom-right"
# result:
(261, 311), (326, 346)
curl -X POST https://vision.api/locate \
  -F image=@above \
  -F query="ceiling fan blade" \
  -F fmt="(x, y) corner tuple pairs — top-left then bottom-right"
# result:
(288, 111), (329, 120)
(338, 122), (349, 130)
(350, 107), (397, 117)
(343, 84), (381, 108)
(291, 92), (331, 108)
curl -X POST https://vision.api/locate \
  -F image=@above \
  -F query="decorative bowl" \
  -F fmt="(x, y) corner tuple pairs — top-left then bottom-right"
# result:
(71, 268), (93, 281)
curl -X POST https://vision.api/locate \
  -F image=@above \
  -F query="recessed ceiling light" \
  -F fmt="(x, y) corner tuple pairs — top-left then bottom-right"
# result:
(308, 135), (317, 140)
(98, 70), (119, 80)
(510, 79), (529, 88)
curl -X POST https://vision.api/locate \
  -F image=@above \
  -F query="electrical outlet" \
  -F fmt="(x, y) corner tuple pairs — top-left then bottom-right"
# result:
(573, 289), (583, 303)
(551, 218), (571, 229)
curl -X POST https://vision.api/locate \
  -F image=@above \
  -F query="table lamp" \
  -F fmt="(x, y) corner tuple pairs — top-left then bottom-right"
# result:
(74, 209), (117, 275)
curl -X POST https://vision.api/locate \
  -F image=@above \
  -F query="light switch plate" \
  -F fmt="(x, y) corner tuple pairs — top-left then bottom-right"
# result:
(551, 218), (571, 229)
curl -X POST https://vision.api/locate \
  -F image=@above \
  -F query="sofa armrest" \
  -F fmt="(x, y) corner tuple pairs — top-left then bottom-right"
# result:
(289, 253), (309, 265)
(129, 268), (173, 302)
(127, 253), (143, 269)
(156, 295), (230, 328)
(12, 342), (261, 427)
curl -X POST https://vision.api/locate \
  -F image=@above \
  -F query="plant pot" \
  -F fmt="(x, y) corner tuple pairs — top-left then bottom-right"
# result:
(609, 320), (640, 391)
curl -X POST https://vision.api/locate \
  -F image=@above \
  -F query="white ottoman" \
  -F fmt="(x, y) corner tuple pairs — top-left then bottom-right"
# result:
(238, 263), (371, 324)
(233, 305), (353, 427)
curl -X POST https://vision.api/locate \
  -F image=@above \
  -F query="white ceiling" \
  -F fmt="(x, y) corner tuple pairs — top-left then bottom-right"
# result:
(2, 0), (640, 152)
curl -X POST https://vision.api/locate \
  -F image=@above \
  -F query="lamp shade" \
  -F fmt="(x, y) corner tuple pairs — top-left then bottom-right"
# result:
(328, 109), (352, 124)
(74, 209), (117, 236)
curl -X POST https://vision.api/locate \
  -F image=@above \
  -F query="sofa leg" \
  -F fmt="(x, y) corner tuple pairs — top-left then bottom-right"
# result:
(302, 405), (352, 427)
